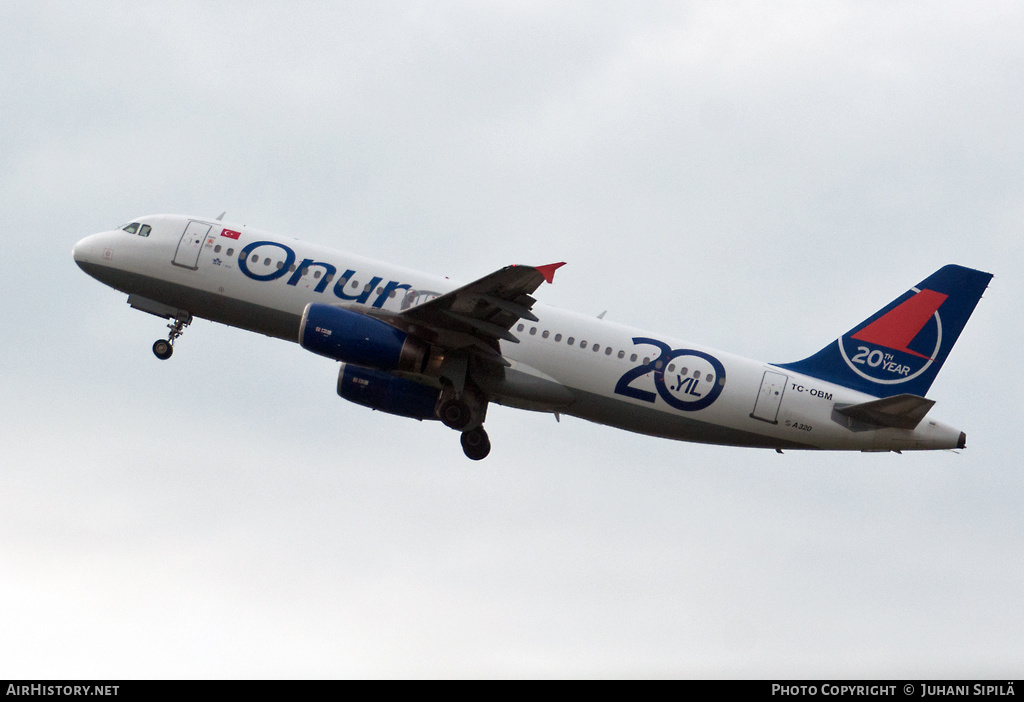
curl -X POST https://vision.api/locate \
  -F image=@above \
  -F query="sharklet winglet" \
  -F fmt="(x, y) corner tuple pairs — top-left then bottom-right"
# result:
(536, 262), (566, 284)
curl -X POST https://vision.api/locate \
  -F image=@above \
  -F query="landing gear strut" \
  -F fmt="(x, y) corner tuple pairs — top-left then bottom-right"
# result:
(461, 426), (490, 461)
(152, 313), (191, 360)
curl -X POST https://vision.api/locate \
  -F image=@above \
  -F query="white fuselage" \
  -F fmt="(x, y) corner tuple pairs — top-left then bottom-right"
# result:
(72, 214), (964, 452)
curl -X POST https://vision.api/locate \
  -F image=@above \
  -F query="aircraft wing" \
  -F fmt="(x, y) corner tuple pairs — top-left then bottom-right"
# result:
(395, 262), (566, 359)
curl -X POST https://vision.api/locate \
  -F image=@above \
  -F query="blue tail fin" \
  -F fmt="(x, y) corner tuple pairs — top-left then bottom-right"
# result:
(778, 265), (992, 398)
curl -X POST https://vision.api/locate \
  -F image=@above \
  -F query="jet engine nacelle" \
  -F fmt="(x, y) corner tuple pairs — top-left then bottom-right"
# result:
(300, 303), (429, 373)
(337, 363), (440, 420)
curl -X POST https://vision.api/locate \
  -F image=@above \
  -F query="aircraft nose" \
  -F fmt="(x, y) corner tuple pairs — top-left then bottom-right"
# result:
(72, 235), (95, 269)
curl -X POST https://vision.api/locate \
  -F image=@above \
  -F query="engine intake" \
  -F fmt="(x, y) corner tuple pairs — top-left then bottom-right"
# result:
(337, 363), (440, 420)
(300, 303), (429, 373)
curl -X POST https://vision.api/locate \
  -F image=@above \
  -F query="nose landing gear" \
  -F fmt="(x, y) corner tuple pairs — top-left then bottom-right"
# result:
(152, 313), (192, 360)
(152, 339), (173, 360)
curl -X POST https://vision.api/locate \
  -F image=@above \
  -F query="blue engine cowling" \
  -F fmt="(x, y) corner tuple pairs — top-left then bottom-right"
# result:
(299, 303), (429, 373)
(337, 363), (440, 420)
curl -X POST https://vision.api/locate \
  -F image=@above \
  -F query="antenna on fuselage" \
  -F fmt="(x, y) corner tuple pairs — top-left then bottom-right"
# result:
(216, 211), (226, 221)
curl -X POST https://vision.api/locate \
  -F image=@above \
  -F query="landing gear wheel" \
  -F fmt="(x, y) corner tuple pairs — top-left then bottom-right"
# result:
(439, 399), (472, 431)
(153, 339), (173, 360)
(154, 313), (191, 360)
(460, 427), (491, 461)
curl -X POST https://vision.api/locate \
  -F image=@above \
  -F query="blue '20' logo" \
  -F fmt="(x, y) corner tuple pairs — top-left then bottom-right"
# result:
(614, 337), (726, 411)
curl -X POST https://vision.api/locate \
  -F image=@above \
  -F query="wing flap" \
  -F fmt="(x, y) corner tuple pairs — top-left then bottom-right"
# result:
(439, 310), (521, 343)
(463, 293), (539, 322)
(400, 263), (564, 352)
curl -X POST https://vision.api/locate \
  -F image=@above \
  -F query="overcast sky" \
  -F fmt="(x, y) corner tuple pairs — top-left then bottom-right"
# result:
(2, 1), (1022, 678)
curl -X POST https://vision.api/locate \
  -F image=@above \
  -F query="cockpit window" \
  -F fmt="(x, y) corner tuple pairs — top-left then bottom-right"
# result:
(121, 222), (152, 237)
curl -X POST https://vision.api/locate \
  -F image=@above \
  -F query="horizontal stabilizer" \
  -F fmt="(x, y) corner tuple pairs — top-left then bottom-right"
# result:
(834, 394), (935, 430)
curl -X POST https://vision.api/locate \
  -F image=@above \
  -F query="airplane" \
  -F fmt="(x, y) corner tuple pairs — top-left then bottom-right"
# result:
(72, 214), (992, 460)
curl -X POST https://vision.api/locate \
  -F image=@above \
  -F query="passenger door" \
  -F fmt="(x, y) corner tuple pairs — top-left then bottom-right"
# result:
(750, 371), (788, 424)
(172, 221), (212, 270)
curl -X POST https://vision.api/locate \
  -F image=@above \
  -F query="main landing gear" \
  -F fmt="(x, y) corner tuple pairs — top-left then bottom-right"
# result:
(438, 385), (491, 460)
(460, 427), (490, 461)
(438, 398), (472, 431)
(152, 313), (191, 360)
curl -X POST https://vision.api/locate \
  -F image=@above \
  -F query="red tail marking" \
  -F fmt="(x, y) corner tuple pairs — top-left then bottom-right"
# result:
(851, 289), (948, 359)
(535, 262), (566, 284)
